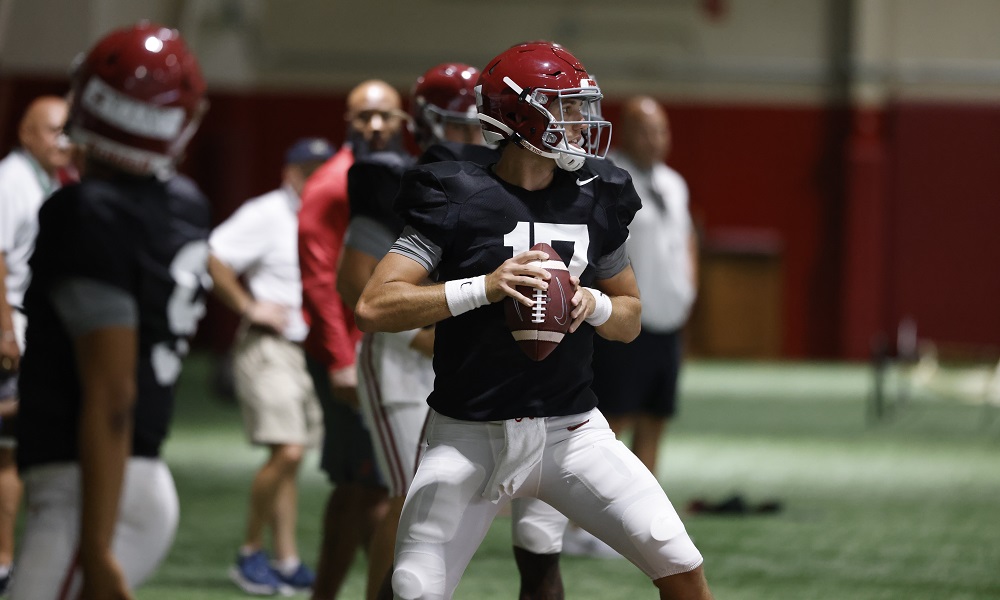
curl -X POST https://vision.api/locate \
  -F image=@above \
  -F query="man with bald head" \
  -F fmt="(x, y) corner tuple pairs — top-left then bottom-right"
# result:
(0, 96), (71, 373)
(298, 79), (406, 599)
(591, 95), (697, 480)
(0, 95), (72, 592)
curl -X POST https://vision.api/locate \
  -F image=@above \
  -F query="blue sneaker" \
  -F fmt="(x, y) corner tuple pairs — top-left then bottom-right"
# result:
(274, 562), (315, 592)
(229, 550), (290, 596)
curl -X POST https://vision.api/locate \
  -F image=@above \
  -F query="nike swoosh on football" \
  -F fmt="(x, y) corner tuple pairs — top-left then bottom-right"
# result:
(553, 277), (569, 325)
(576, 175), (599, 186)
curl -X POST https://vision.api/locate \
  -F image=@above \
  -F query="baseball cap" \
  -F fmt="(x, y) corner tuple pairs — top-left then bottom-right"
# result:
(285, 137), (335, 165)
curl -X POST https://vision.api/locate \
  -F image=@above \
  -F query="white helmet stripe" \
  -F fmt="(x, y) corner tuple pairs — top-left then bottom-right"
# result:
(81, 77), (186, 140)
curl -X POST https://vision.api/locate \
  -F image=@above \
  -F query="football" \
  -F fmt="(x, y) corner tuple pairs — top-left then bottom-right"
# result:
(504, 243), (574, 361)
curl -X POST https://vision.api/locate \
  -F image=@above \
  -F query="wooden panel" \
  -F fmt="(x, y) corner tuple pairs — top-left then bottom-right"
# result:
(690, 248), (784, 359)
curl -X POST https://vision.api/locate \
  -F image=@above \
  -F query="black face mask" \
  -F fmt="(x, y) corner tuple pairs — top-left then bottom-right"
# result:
(346, 128), (406, 159)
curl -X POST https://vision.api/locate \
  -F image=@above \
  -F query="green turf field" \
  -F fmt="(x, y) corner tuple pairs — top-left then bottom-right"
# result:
(139, 355), (1000, 599)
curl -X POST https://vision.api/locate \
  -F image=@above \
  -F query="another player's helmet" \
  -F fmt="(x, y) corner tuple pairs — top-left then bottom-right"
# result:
(476, 41), (611, 171)
(68, 21), (207, 177)
(410, 62), (480, 148)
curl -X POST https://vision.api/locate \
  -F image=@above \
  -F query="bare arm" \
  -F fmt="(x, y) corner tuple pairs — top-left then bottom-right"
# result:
(336, 246), (380, 311)
(77, 326), (137, 600)
(207, 254), (288, 333)
(0, 254), (19, 371)
(339, 245), (436, 357)
(355, 249), (552, 333)
(410, 326), (435, 358)
(568, 265), (642, 343)
(206, 254), (252, 315)
(328, 365), (358, 409)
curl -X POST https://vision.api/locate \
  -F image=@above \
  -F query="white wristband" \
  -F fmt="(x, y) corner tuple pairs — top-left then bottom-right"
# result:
(584, 287), (612, 327)
(444, 275), (489, 316)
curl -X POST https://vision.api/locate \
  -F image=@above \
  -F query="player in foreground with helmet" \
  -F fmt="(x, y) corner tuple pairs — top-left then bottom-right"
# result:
(11, 22), (210, 600)
(355, 42), (713, 599)
(341, 62), (570, 599)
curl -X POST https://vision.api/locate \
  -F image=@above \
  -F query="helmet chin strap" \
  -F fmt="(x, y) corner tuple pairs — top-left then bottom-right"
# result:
(477, 112), (515, 141)
(554, 142), (585, 172)
(477, 113), (558, 159)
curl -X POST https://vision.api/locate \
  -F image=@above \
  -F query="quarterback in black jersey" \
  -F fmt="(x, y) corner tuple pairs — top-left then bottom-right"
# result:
(341, 62), (572, 600)
(356, 43), (713, 599)
(11, 24), (210, 600)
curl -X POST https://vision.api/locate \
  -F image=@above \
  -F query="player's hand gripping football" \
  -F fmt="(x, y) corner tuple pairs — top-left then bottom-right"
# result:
(485, 249), (551, 306)
(569, 277), (597, 333)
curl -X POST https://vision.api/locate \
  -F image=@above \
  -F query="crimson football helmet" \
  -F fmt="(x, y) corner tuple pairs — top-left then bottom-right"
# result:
(68, 22), (207, 177)
(410, 62), (480, 148)
(476, 42), (611, 171)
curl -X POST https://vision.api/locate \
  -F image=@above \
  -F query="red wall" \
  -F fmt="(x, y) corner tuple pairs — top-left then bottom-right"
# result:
(3, 75), (997, 358)
(663, 104), (849, 357)
(886, 103), (1000, 349)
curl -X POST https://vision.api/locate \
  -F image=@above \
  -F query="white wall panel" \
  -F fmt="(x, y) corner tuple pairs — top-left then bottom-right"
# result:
(1, 0), (998, 102)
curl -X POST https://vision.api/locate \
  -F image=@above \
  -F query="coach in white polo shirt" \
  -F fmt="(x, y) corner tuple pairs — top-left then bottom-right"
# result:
(0, 95), (72, 592)
(208, 138), (334, 595)
(591, 97), (698, 474)
(564, 96), (699, 559)
(0, 97), (71, 361)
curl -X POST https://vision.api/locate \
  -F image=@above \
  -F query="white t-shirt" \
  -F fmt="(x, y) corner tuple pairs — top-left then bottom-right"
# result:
(611, 151), (696, 332)
(209, 185), (308, 342)
(0, 149), (58, 309)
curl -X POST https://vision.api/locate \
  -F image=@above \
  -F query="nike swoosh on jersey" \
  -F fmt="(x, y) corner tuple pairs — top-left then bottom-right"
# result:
(567, 419), (590, 431)
(576, 175), (599, 186)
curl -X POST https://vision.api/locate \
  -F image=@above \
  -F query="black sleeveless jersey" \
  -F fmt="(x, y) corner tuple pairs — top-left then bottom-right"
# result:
(17, 173), (211, 470)
(394, 158), (641, 421)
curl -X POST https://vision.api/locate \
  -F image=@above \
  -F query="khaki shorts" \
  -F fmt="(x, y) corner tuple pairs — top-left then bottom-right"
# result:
(232, 326), (323, 447)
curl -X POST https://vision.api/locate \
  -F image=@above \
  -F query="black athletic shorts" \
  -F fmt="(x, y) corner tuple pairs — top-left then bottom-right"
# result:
(305, 353), (386, 488)
(591, 328), (683, 418)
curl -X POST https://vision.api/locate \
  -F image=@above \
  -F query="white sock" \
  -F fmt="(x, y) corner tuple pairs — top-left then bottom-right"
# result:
(272, 556), (301, 575)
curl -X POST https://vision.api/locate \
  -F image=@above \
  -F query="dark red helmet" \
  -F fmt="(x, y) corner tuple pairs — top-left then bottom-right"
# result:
(410, 62), (480, 148)
(68, 21), (207, 177)
(476, 41), (611, 171)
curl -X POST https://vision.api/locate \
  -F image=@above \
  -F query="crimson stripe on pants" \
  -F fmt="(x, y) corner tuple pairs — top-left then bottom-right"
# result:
(360, 333), (407, 494)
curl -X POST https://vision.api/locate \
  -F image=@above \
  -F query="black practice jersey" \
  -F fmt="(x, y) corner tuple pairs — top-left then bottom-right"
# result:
(347, 150), (415, 238)
(394, 158), (641, 421)
(17, 173), (210, 470)
(347, 144), (502, 239)
(418, 141), (500, 167)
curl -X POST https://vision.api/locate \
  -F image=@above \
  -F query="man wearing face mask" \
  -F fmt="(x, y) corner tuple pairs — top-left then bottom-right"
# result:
(298, 79), (407, 600)
(0, 95), (73, 593)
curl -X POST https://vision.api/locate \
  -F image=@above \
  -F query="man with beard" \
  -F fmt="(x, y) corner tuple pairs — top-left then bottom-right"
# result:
(298, 80), (406, 600)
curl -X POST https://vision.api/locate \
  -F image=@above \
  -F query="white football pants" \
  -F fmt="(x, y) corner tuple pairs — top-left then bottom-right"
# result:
(11, 458), (179, 599)
(391, 408), (703, 600)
